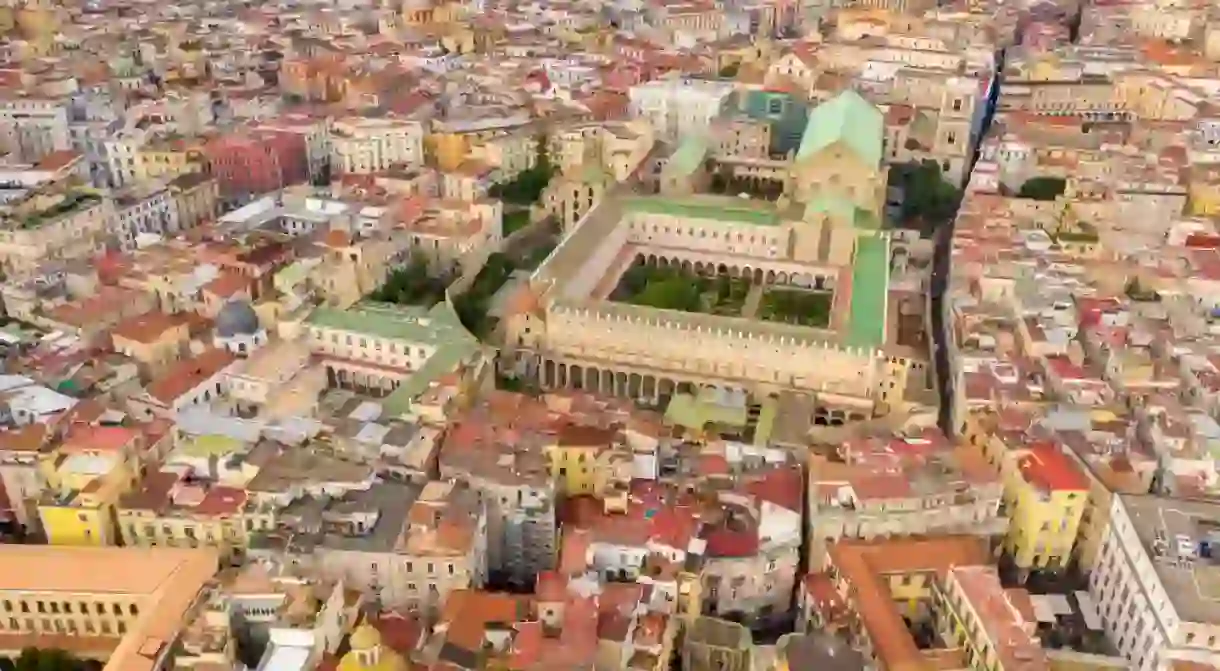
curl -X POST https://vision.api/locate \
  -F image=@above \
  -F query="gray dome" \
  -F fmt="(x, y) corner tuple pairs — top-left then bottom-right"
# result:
(216, 300), (261, 338)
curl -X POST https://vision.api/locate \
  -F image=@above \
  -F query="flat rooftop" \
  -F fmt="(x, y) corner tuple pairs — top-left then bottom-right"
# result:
(5, 191), (102, 230)
(0, 545), (218, 671)
(0, 544), (214, 595)
(1121, 495), (1220, 625)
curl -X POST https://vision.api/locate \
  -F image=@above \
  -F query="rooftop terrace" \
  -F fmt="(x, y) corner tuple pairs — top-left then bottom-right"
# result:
(1122, 495), (1220, 625)
(6, 191), (102, 230)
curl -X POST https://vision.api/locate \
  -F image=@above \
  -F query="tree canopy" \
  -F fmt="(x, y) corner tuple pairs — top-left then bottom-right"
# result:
(487, 136), (557, 206)
(2, 648), (101, 671)
(368, 253), (451, 306)
(453, 252), (517, 338)
(1017, 176), (1066, 201)
(899, 159), (961, 231)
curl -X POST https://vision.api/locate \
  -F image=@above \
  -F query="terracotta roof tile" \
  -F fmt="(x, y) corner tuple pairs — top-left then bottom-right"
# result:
(111, 311), (188, 344)
(145, 348), (236, 405)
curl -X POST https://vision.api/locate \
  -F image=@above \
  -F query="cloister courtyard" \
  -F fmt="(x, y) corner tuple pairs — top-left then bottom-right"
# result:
(608, 256), (834, 328)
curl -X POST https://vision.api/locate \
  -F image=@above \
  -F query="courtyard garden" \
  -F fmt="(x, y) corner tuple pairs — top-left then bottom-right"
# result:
(758, 287), (833, 328)
(368, 253), (453, 307)
(611, 264), (753, 316)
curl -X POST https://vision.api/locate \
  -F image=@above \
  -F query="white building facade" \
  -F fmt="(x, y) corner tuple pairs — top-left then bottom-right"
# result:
(1089, 495), (1220, 671)
(330, 118), (425, 175)
(628, 79), (734, 142)
(0, 98), (71, 163)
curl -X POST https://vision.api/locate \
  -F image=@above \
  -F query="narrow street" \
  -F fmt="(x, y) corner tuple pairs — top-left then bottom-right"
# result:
(930, 48), (1002, 437)
(930, 220), (954, 435)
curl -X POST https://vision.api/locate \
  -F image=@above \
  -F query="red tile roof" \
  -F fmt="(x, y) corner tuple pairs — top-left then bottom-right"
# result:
(703, 529), (758, 558)
(111, 311), (187, 344)
(1018, 442), (1089, 492)
(193, 486), (247, 516)
(62, 425), (138, 453)
(146, 348), (236, 405)
(828, 537), (991, 671)
(369, 611), (422, 655)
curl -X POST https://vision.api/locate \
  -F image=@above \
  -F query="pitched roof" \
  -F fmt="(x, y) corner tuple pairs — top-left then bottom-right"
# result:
(803, 195), (879, 230)
(846, 232), (889, 349)
(663, 134), (710, 179)
(796, 89), (884, 166)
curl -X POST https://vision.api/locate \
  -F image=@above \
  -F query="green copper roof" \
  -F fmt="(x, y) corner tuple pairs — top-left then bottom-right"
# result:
(624, 196), (781, 226)
(796, 90), (884, 166)
(308, 300), (483, 416)
(846, 232), (889, 349)
(307, 301), (474, 346)
(804, 196), (881, 231)
(380, 298), (484, 415)
(664, 134), (710, 179)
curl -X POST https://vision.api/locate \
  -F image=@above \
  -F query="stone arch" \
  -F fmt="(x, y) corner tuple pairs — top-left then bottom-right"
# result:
(777, 272), (789, 285)
(658, 378), (676, 399)
(815, 275), (826, 291)
(754, 268), (764, 284)
(813, 406), (830, 426)
(558, 363), (568, 388)
(326, 366), (337, 387)
(543, 360), (555, 387)
(694, 261), (705, 275)
(629, 373), (643, 398)
(635, 254), (647, 266)
(717, 263), (729, 276)
(587, 367), (600, 392)
(570, 364), (584, 390)
(681, 260), (694, 274)
(643, 375), (657, 399)
(766, 270), (777, 284)
(615, 371), (629, 396)
(647, 254), (658, 266)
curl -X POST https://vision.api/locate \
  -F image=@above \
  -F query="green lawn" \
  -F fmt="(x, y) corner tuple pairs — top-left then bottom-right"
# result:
(611, 264), (753, 315)
(504, 210), (531, 235)
(758, 288), (833, 327)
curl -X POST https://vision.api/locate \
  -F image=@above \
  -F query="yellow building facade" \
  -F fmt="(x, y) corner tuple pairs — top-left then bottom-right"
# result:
(0, 545), (218, 670)
(546, 426), (608, 495)
(428, 132), (471, 172)
(1189, 178), (1220, 217)
(37, 427), (143, 547)
(117, 475), (268, 561)
(1001, 441), (1088, 575)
